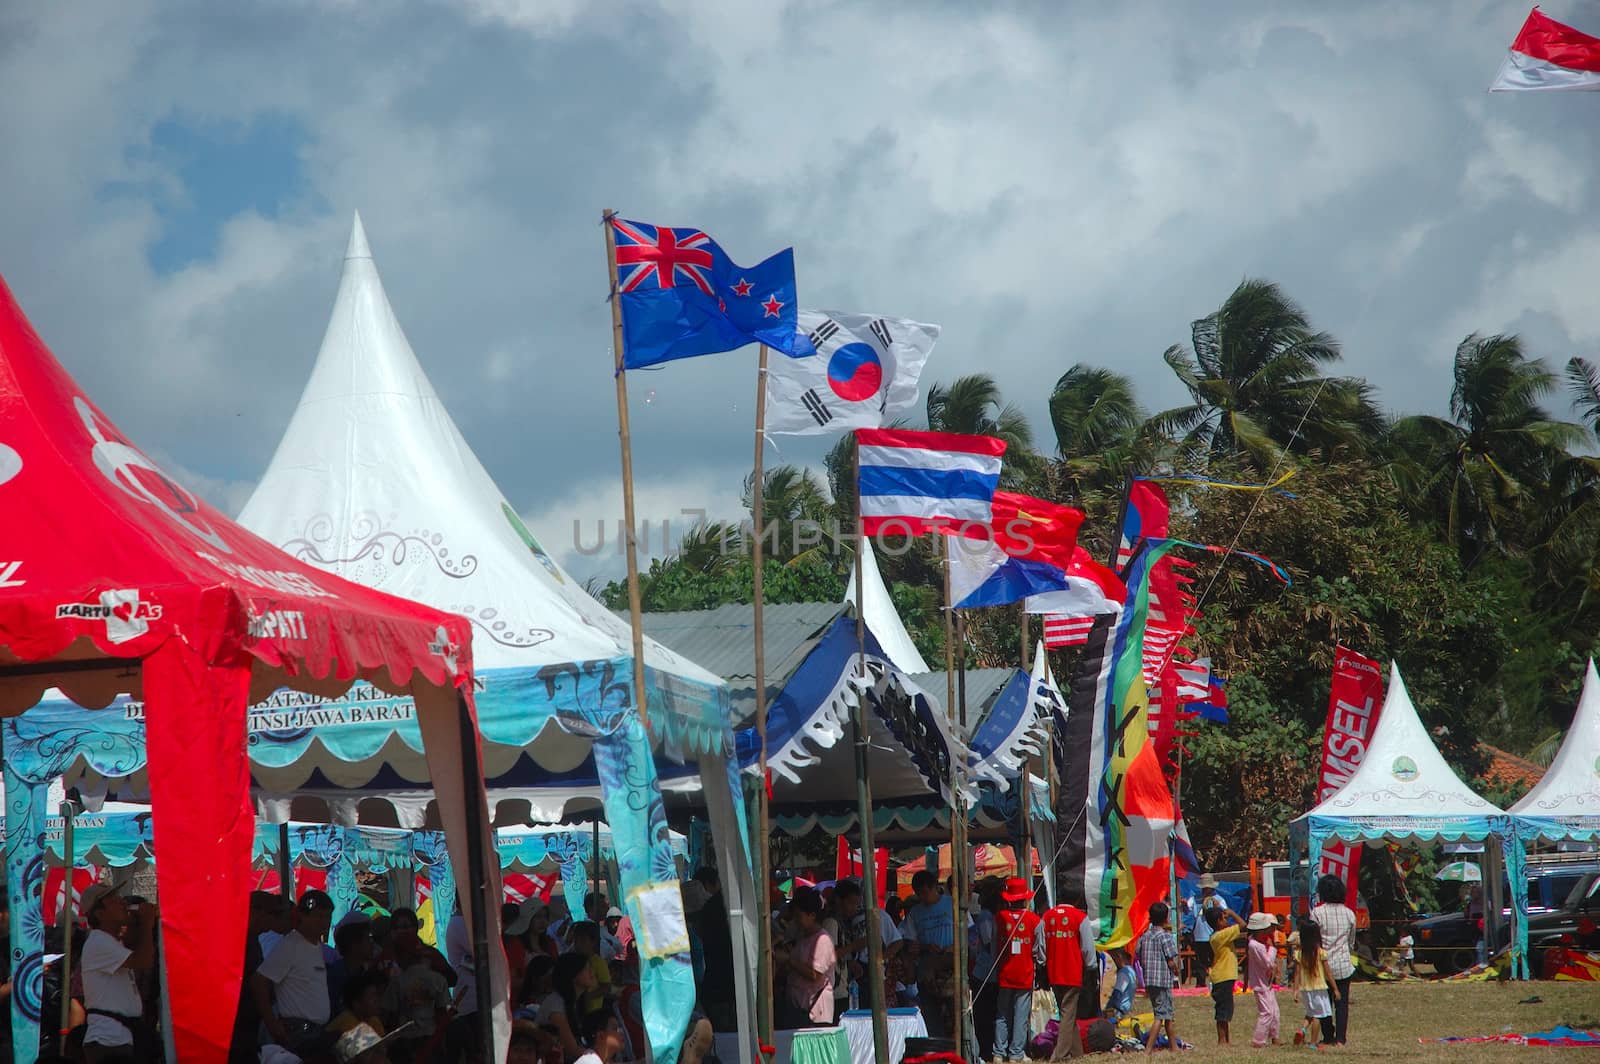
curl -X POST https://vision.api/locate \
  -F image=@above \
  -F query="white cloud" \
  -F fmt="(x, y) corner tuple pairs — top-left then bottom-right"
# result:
(520, 471), (749, 582)
(5, 0), (1600, 523)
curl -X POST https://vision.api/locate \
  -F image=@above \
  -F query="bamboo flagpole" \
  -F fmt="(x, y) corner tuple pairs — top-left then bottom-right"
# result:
(852, 437), (892, 1064)
(602, 209), (651, 734)
(1017, 604), (1033, 900)
(942, 554), (968, 1059)
(750, 345), (775, 1043)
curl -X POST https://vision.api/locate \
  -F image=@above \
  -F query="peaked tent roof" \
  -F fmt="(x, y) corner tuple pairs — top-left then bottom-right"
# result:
(1512, 659), (1600, 817)
(237, 213), (728, 751)
(845, 539), (930, 673)
(0, 270), (495, 1064)
(1305, 663), (1503, 820)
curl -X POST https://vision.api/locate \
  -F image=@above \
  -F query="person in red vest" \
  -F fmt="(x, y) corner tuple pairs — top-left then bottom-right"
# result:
(1043, 888), (1096, 1060)
(993, 877), (1044, 1064)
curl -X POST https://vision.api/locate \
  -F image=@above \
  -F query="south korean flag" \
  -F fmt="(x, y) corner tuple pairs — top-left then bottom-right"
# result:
(763, 310), (939, 436)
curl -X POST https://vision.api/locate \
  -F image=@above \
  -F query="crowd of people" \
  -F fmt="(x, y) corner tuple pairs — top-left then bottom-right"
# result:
(7, 862), (1364, 1064)
(748, 870), (1363, 1060)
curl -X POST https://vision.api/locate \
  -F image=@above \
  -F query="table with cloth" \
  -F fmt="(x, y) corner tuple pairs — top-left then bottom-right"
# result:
(839, 1007), (928, 1064)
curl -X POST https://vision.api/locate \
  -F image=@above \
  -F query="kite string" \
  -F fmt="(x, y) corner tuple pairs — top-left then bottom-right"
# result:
(1164, 374), (1332, 677)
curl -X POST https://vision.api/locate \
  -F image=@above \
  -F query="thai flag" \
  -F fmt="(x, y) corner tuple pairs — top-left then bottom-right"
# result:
(856, 428), (1005, 536)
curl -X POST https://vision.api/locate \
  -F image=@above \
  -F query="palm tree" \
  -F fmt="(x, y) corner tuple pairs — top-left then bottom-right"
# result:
(925, 373), (1039, 488)
(1149, 279), (1365, 468)
(1389, 334), (1584, 564)
(1050, 366), (1143, 458)
(742, 464), (834, 562)
(1049, 365), (1149, 495)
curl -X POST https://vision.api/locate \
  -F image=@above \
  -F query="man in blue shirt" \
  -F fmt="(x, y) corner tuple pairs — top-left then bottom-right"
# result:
(901, 872), (956, 1038)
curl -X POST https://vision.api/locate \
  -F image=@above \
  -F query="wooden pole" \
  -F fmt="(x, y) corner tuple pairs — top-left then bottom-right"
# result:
(853, 437), (892, 1064)
(752, 345), (775, 1043)
(458, 692), (496, 1054)
(943, 555), (967, 1058)
(602, 209), (650, 734)
(1017, 604), (1033, 901)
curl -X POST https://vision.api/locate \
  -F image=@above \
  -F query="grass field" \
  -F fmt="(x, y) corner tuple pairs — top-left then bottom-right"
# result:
(1150, 980), (1600, 1060)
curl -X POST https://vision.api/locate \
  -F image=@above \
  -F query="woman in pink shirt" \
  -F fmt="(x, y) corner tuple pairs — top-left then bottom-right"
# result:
(786, 889), (837, 1025)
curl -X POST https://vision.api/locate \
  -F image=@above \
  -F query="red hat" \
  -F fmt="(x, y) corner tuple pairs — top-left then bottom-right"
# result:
(1001, 876), (1031, 903)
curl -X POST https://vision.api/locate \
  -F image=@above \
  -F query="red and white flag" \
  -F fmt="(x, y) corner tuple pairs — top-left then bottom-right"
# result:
(1492, 8), (1600, 91)
(1043, 614), (1096, 647)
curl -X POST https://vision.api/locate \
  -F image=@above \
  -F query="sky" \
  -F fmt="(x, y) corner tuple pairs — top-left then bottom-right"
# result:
(7, 0), (1600, 582)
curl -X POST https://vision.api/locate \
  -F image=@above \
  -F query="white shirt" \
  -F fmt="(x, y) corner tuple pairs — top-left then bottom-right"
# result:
(575, 1054), (603, 1064)
(446, 913), (477, 1015)
(534, 991), (566, 1026)
(258, 930), (331, 1024)
(82, 929), (141, 1047)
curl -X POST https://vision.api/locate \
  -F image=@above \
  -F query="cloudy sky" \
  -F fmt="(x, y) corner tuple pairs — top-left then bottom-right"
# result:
(6, 0), (1600, 581)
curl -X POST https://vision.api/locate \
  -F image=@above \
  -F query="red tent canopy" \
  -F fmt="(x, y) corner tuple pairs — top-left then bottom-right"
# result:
(0, 276), (503, 1062)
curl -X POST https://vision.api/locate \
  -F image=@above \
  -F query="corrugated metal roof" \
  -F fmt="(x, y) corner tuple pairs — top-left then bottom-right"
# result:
(621, 601), (843, 719)
(904, 668), (1015, 736)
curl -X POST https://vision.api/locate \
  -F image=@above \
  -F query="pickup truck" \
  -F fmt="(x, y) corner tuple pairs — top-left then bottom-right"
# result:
(1413, 869), (1600, 975)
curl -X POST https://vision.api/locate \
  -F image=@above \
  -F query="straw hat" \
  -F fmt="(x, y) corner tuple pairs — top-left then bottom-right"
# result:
(1198, 873), (1219, 890)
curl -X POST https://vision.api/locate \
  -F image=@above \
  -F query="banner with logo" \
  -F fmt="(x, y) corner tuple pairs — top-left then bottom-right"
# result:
(1316, 646), (1385, 903)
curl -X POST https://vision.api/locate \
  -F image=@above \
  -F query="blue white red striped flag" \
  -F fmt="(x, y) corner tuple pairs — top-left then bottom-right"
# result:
(855, 428), (1005, 536)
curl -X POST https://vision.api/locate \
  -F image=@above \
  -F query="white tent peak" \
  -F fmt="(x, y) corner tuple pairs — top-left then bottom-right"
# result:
(238, 217), (720, 686)
(844, 538), (929, 673)
(1511, 658), (1600, 815)
(1308, 662), (1503, 819)
(345, 211), (372, 261)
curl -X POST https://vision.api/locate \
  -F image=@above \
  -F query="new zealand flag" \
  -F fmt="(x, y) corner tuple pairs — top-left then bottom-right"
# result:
(611, 217), (810, 369)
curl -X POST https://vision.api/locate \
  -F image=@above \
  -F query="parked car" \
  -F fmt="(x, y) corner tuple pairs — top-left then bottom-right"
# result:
(1414, 865), (1600, 975)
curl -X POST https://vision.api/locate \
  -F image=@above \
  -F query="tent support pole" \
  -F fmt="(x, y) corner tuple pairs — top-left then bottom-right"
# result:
(853, 439), (891, 1064)
(602, 208), (651, 734)
(458, 691), (495, 1056)
(953, 606), (972, 1061)
(752, 344), (774, 1044)
(59, 792), (77, 1050)
(278, 822), (293, 899)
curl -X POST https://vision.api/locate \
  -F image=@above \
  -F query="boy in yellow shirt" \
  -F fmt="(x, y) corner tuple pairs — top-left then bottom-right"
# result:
(1203, 906), (1244, 1045)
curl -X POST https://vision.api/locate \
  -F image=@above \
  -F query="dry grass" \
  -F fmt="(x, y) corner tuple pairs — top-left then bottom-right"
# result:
(1156, 980), (1599, 1061)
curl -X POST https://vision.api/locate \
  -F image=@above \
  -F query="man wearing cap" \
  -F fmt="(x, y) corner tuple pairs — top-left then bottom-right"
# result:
(1190, 874), (1222, 987)
(993, 876), (1043, 1064)
(253, 889), (336, 1054)
(80, 882), (158, 1063)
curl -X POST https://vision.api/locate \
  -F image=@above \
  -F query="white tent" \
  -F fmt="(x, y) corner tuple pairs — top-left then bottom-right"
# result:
(845, 539), (930, 673)
(1291, 664), (1522, 973)
(1507, 659), (1600, 976)
(1511, 659), (1600, 819)
(235, 213), (753, 1064)
(1303, 665), (1504, 822)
